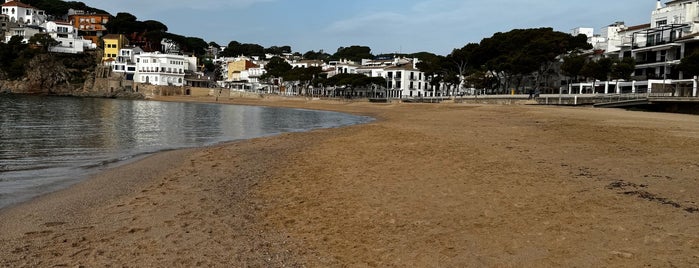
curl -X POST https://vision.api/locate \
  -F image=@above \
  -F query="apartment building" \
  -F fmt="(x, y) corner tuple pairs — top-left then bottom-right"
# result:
(67, 9), (109, 45)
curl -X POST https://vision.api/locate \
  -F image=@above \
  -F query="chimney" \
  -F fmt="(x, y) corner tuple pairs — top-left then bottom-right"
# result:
(656, 0), (662, 10)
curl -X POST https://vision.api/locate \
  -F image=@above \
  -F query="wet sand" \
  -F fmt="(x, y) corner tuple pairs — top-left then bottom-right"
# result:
(1, 96), (699, 267)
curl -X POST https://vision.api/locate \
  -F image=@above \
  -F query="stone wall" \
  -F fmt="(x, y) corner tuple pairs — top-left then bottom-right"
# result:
(136, 83), (185, 98)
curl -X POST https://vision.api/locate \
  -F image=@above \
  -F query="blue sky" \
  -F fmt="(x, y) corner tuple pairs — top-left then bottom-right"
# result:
(78, 0), (657, 55)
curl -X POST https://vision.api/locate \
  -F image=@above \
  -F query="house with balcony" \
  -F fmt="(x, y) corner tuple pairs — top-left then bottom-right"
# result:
(42, 21), (96, 53)
(216, 56), (267, 91)
(565, 1), (699, 97)
(102, 34), (128, 62)
(613, 0), (699, 96)
(1, 0), (46, 26)
(67, 9), (109, 45)
(332, 56), (427, 99)
(112, 46), (143, 80)
(384, 62), (428, 98)
(135, 52), (195, 86)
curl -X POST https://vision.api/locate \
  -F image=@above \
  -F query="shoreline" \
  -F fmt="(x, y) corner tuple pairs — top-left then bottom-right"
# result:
(2, 96), (699, 266)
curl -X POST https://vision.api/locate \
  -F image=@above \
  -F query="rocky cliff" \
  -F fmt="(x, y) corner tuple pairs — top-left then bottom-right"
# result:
(0, 50), (144, 99)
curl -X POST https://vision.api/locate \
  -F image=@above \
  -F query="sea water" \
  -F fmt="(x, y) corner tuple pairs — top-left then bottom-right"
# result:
(0, 95), (372, 209)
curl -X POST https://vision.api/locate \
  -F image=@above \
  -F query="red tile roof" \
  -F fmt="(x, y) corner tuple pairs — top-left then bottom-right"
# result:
(2, 1), (37, 9)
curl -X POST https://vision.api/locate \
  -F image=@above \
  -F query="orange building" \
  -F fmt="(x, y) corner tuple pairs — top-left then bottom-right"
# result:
(68, 12), (110, 45)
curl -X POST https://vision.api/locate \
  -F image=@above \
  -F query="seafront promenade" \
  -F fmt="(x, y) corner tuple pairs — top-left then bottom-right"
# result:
(1, 96), (698, 266)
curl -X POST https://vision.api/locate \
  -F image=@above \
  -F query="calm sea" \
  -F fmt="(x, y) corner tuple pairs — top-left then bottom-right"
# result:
(0, 95), (372, 209)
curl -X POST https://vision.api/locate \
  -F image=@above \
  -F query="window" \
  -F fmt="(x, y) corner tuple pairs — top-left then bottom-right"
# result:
(656, 19), (667, 27)
(26, 10), (30, 15)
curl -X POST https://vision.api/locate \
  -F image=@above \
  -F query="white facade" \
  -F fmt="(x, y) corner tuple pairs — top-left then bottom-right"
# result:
(329, 60), (359, 76)
(1, 0), (45, 25)
(290, 60), (323, 68)
(595, 22), (626, 53)
(135, 52), (189, 86)
(183, 55), (197, 72)
(652, 0), (698, 29)
(572, 27), (594, 38)
(113, 47), (143, 80)
(384, 65), (428, 98)
(42, 21), (95, 54)
(4, 24), (40, 43)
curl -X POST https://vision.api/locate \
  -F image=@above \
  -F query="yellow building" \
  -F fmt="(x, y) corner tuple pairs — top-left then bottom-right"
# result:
(227, 59), (257, 81)
(102, 34), (129, 62)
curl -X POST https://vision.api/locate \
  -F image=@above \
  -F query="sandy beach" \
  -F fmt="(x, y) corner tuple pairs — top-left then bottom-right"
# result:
(1, 96), (699, 267)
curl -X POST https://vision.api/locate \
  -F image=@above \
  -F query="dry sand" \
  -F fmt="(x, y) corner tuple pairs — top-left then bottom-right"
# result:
(1, 96), (699, 267)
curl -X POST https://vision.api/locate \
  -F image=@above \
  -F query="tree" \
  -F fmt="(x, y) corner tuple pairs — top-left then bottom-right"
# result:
(23, 0), (109, 18)
(282, 66), (323, 95)
(29, 33), (59, 52)
(580, 57), (613, 94)
(677, 51), (699, 78)
(561, 54), (587, 83)
(264, 45), (291, 55)
(326, 73), (385, 98)
(143, 20), (168, 32)
(610, 57), (636, 94)
(263, 57), (292, 78)
(415, 53), (447, 93)
(447, 43), (478, 97)
(610, 57), (636, 81)
(331, 46), (373, 62)
(105, 12), (140, 34)
(303, 50), (330, 61)
(220, 41), (265, 57)
(472, 28), (592, 93)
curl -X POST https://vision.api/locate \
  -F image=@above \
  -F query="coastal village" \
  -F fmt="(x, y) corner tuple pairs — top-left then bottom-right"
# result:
(3, 1), (699, 266)
(2, 0), (699, 101)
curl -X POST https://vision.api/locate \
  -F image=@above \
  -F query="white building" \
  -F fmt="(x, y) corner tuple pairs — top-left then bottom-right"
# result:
(41, 21), (96, 53)
(1, 0), (46, 25)
(135, 52), (190, 86)
(4, 24), (40, 43)
(113, 47), (143, 80)
(595, 21), (627, 53)
(338, 57), (428, 99)
(328, 59), (359, 76)
(290, 59), (323, 69)
(385, 63), (428, 98)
